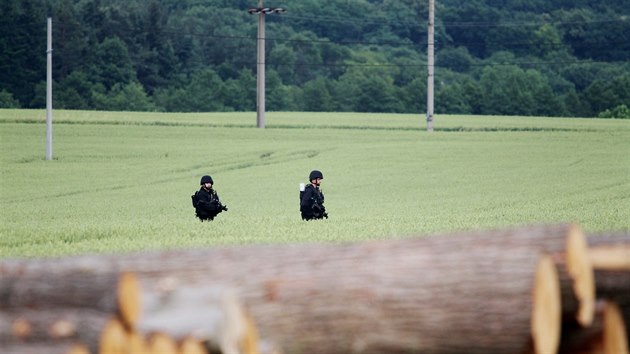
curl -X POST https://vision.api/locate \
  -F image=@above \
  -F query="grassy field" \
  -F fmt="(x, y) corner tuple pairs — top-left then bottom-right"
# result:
(1, 109), (629, 258)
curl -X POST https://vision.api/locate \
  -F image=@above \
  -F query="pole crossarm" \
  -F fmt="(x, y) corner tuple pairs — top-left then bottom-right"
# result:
(247, 7), (286, 15)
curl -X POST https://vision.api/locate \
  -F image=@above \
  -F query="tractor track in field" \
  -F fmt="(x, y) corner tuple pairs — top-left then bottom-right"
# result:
(0, 149), (326, 204)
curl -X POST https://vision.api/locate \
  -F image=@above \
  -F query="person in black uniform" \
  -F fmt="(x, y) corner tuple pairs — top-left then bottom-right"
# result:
(300, 170), (328, 220)
(192, 175), (228, 221)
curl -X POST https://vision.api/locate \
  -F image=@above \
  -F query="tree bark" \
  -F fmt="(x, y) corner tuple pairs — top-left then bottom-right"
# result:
(0, 270), (139, 328)
(0, 343), (90, 354)
(0, 308), (109, 344)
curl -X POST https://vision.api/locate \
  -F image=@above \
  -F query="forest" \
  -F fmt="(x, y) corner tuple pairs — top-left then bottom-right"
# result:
(1, 0), (629, 117)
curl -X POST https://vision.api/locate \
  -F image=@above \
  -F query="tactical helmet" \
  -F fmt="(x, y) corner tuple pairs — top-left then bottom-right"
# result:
(309, 170), (323, 181)
(200, 175), (213, 185)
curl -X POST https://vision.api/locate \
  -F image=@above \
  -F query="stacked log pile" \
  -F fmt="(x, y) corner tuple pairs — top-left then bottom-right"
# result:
(1, 223), (628, 354)
(0, 270), (257, 354)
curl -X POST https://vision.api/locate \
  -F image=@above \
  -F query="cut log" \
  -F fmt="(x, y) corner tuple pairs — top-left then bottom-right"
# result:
(0, 270), (139, 328)
(587, 232), (630, 246)
(559, 300), (629, 354)
(586, 233), (630, 299)
(587, 232), (630, 271)
(136, 284), (253, 354)
(148, 332), (178, 354)
(591, 268), (630, 305)
(241, 312), (261, 354)
(128, 330), (148, 354)
(179, 337), (207, 354)
(98, 317), (129, 354)
(0, 224), (593, 354)
(589, 245), (630, 271)
(532, 255), (562, 354)
(587, 232), (630, 341)
(602, 302), (629, 354)
(0, 343), (90, 354)
(125, 236), (568, 353)
(0, 308), (110, 344)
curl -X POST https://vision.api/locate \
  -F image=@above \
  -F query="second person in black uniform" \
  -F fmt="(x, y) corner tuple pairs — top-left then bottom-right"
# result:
(300, 170), (327, 220)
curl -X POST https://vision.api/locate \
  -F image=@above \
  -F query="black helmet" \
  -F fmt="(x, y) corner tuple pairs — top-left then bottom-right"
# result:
(200, 175), (213, 185)
(309, 170), (323, 181)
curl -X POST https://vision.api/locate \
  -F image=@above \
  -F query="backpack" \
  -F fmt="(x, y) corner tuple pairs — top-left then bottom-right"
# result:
(191, 191), (200, 208)
(299, 183), (305, 209)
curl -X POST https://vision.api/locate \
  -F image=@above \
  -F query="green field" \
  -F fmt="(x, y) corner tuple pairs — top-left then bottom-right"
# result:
(1, 109), (629, 258)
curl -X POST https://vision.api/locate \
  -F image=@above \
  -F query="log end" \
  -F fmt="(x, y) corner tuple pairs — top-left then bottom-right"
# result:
(117, 272), (140, 328)
(128, 330), (148, 353)
(11, 318), (32, 339)
(99, 318), (128, 354)
(179, 337), (207, 354)
(603, 302), (630, 354)
(240, 312), (260, 354)
(532, 254), (562, 354)
(566, 224), (596, 326)
(67, 344), (90, 354)
(148, 332), (178, 353)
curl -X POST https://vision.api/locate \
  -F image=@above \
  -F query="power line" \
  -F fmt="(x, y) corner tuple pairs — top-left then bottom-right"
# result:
(277, 12), (628, 29)
(156, 27), (630, 50)
(170, 58), (599, 70)
(439, 17), (628, 28)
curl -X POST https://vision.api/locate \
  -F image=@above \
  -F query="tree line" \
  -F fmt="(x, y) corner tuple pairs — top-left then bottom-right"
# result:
(1, 0), (629, 118)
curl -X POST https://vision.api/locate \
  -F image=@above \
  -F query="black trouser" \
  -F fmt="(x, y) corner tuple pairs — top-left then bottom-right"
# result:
(197, 210), (219, 221)
(302, 212), (325, 221)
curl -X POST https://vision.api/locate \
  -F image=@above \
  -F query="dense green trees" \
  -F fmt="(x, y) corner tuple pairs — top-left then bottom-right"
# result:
(1, 0), (628, 117)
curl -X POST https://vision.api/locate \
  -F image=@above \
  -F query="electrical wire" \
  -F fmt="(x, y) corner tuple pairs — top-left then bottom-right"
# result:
(154, 27), (629, 51)
(276, 12), (628, 28)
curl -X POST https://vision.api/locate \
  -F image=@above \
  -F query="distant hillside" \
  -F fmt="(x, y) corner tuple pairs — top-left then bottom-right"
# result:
(1, 0), (628, 117)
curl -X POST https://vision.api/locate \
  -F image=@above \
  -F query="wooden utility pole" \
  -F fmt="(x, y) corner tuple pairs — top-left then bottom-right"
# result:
(426, 0), (435, 132)
(46, 17), (53, 160)
(248, 3), (285, 128)
(256, 0), (265, 129)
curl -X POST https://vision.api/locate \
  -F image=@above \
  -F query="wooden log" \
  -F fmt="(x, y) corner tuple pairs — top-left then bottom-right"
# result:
(0, 343), (90, 354)
(0, 308), (110, 344)
(591, 267), (630, 305)
(589, 245), (630, 271)
(148, 332), (178, 354)
(135, 284), (254, 354)
(0, 270), (139, 328)
(241, 312), (261, 354)
(0, 224), (593, 354)
(559, 300), (629, 354)
(179, 337), (207, 354)
(127, 330), (148, 354)
(587, 232), (630, 270)
(98, 317), (129, 354)
(587, 233), (630, 298)
(587, 232), (630, 341)
(587, 232), (630, 246)
(125, 237), (567, 353)
(602, 302), (629, 354)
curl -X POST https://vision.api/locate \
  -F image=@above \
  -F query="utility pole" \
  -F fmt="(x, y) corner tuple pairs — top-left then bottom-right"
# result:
(248, 2), (285, 129)
(256, 0), (265, 128)
(426, 0), (435, 132)
(46, 17), (53, 160)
